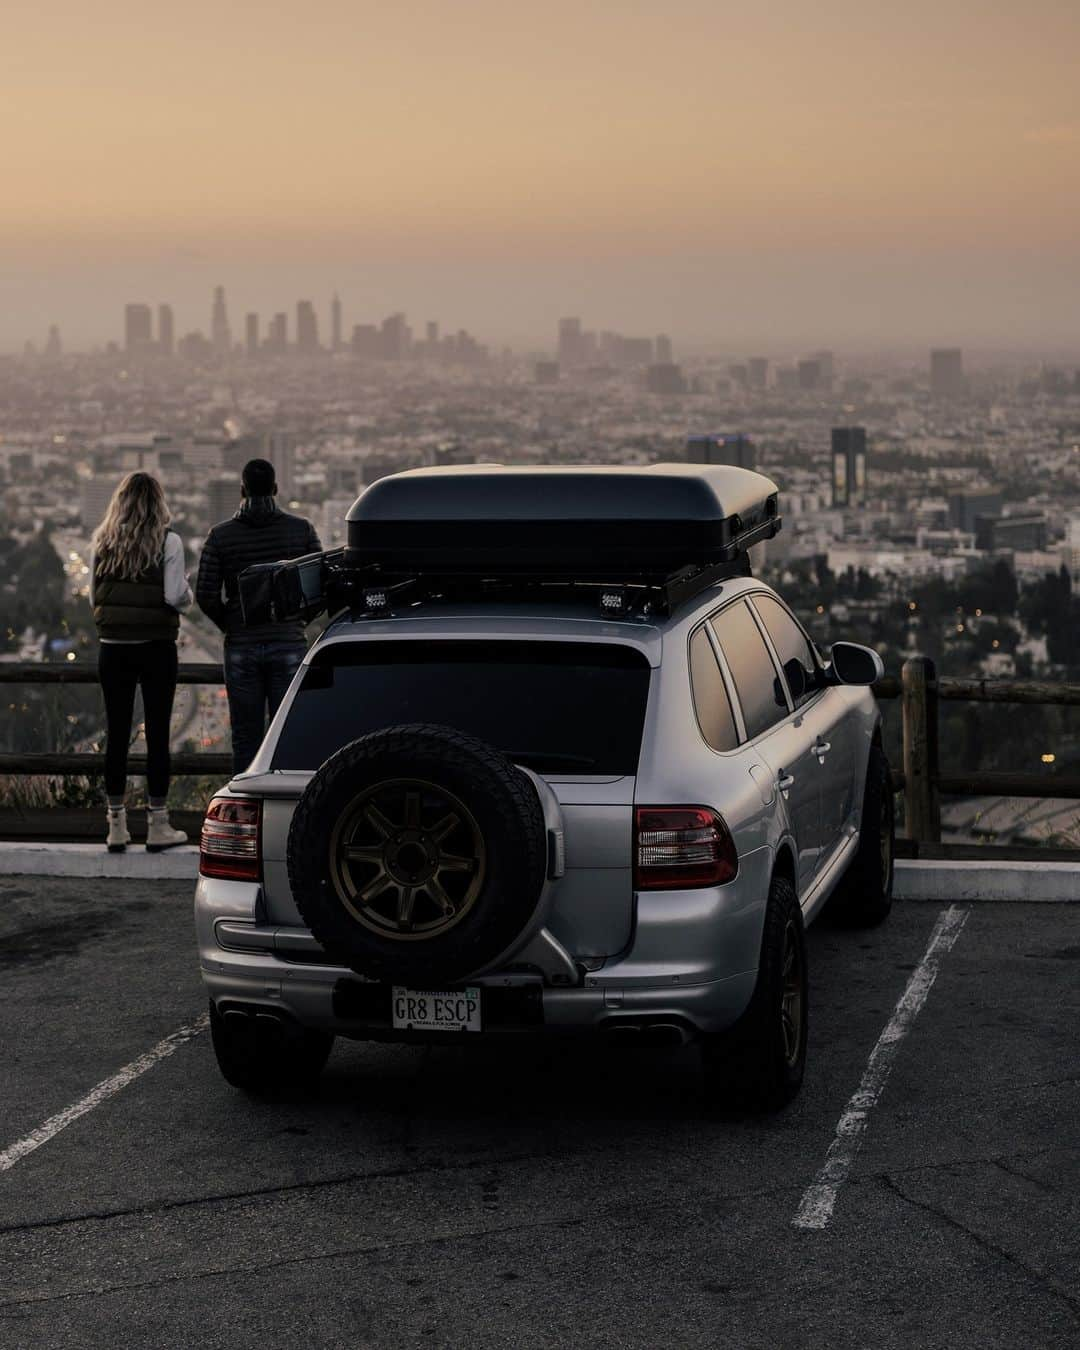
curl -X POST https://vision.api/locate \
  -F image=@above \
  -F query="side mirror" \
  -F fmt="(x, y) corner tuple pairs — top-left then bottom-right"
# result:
(828, 641), (884, 687)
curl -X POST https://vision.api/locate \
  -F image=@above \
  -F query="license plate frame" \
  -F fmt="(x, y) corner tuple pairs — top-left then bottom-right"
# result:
(391, 986), (482, 1033)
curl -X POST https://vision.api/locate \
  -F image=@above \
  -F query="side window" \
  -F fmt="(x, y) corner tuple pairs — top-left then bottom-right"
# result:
(752, 595), (819, 710)
(689, 625), (739, 751)
(710, 600), (787, 741)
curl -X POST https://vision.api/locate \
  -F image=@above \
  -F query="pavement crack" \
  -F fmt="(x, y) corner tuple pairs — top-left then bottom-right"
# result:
(0, 1210), (591, 1312)
(880, 1173), (1080, 1321)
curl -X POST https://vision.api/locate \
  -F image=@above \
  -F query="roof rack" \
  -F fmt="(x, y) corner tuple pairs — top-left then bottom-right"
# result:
(238, 463), (782, 627)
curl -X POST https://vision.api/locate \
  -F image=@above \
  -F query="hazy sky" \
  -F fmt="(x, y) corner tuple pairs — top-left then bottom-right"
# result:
(5, 0), (1080, 351)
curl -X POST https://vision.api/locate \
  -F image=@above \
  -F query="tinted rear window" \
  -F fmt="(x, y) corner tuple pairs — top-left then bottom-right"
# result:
(272, 640), (651, 775)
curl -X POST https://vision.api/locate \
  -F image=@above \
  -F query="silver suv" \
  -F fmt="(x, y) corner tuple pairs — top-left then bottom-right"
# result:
(195, 465), (892, 1111)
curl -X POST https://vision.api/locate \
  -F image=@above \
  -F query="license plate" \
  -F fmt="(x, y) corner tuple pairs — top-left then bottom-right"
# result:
(391, 986), (482, 1033)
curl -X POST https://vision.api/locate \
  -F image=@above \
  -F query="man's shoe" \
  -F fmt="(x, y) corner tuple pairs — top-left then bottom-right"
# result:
(146, 808), (188, 852)
(106, 806), (131, 853)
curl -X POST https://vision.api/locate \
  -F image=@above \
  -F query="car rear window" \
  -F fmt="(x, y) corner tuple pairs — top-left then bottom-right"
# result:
(271, 640), (651, 775)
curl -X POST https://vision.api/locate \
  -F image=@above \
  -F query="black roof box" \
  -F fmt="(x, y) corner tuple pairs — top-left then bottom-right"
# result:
(345, 463), (781, 577)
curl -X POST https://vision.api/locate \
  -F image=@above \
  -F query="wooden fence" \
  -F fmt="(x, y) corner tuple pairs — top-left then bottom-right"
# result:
(1, 657), (1078, 846)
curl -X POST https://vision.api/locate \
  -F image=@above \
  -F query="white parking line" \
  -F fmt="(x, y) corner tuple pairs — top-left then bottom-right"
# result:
(0, 1013), (209, 1174)
(792, 905), (969, 1231)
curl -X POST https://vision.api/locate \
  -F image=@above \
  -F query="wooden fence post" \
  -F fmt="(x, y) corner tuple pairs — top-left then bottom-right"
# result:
(901, 656), (940, 843)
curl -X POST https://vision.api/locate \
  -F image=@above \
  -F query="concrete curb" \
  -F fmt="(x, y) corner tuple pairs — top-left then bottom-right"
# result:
(0, 842), (200, 881)
(893, 858), (1079, 903)
(0, 844), (1076, 901)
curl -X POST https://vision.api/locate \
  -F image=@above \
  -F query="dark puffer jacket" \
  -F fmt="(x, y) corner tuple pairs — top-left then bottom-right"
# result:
(196, 497), (322, 645)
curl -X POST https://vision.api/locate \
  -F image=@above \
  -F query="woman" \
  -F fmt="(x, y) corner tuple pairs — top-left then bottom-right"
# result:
(89, 472), (192, 851)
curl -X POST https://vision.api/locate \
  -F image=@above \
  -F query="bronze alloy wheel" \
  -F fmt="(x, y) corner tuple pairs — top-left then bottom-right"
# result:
(327, 778), (486, 941)
(779, 918), (803, 1068)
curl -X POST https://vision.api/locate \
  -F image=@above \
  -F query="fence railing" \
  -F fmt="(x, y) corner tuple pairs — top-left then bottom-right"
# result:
(1, 657), (1078, 846)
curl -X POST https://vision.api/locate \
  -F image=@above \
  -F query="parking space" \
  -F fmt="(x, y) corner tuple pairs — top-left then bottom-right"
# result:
(1, 877), (1077, 1348)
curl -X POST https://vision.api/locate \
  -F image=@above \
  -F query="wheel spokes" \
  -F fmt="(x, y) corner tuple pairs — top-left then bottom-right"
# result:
(397, 886), (417, 926)
(430, 811), (461, 844)
(359, 870), (395, 904)
(344, 845), (384, 864)
(425, 874), (456, 917)
(437, 852), (473, 874)
(363, 803), (397, 840)
(403, 790), (422, 830)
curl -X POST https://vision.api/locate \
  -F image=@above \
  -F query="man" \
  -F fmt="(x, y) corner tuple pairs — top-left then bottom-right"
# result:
(197, 457), (321, 772)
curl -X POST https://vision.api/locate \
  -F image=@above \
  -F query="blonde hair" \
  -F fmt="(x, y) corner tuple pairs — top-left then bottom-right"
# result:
(92, 472), (171, 580)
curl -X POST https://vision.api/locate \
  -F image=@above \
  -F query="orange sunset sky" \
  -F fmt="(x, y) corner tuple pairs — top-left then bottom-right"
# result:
(5, 0), (1080, 351)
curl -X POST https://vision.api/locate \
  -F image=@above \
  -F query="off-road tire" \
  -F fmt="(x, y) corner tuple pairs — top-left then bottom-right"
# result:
(701, 875), (807, 1112)
(824, 745), (894, 927)
(286, 724), (548, 985)
(209, 1001), (333, 1097)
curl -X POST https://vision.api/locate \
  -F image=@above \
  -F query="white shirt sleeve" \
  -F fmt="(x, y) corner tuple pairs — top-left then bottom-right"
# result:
(163, 532), (194, 612)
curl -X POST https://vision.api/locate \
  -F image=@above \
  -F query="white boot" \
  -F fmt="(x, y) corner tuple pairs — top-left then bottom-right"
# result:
(146, 807), (188, 852)
(106, 806), (131, 853)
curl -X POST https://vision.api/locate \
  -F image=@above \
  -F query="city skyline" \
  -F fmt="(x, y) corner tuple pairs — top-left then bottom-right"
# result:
(4, 1), (1080, 351)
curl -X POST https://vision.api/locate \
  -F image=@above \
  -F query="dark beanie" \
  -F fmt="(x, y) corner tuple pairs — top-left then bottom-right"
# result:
(242, 458), (276, 496)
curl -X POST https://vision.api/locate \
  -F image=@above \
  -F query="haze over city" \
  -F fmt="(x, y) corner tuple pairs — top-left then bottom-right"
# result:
(6, 0), (1080, 352)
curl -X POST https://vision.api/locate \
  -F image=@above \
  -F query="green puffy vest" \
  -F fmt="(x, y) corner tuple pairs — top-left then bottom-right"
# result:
(94, 558), (179, 642)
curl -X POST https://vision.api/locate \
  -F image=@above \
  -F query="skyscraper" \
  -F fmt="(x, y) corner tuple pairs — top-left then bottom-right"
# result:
(747, 357), (769, 390)
(245, 313), (259, 357)
(686, 434), (756, 470)
(797, 358), (821, 391)
(557, 317), (582, 368)
(930, 348), (964, 398)
(296, 300), (319, 353)
(380, 312), (409, 360)
(43, 325), (62, 360)
(331, 293), (342, 351)
(267, 312), (288, 353)
(211, 286), (231, 354)
(655, 334), (673, 365)
(124, 303), (153, 354)
(831, 427), (868, 508)
(157, 304), (174, 357)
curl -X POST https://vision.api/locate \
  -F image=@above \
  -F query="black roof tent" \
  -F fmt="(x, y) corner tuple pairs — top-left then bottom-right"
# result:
(345, 463), (781, 577)
(239, 463), (782, 626)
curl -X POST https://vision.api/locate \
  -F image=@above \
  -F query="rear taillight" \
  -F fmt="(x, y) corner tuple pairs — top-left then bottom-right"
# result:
(199, 796), (262, 881)
(634, 806), (738, 889)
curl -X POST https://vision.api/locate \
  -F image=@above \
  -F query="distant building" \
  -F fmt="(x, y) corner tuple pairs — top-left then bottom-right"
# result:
(686, 434), (756, 470)
(43, 325), (62, 360)
(811, 350), (835, 388)
(267, 312), (288, 354)
(157, 304), (174, 357)
(775, 366), (798, 391)
(351, 324), (380, 360)
(535, 360), (559, 385)
(433, 442), (475, 467)
(381, 313), (411, 360)
(211, 286), (231, 355)
(331, 293), (342, 351)
(747, 357), (769, 390)
(655, 334), (673, 365)
(797, 358), (821, 391)
(557, 317), (582, 368)
(975, 513), (1048, 553)
(425, 320), (439, 347)
(646, 363), (686, 395)
(245, 313), (259, 357)
(296, 300), (319, 353)
(728, 363), (748, 389)
(177, 331), (213, 361)
(831, 427), (867, 508)
(931, 348), (964, 398)
(948, 489), (1002, 533)
(79, 477), (119, 528)
(124, 303), (153, 354)
(1063, 518), (1080, 584)
(207, 477), (236, 529)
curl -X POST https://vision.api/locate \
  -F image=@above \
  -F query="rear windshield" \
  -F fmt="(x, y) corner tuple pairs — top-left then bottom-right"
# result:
(271, 640), (651, 775)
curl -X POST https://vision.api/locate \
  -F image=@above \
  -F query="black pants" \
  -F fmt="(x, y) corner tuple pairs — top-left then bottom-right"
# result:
(224, 640), (305, 774)
(98, 641), (178, 799)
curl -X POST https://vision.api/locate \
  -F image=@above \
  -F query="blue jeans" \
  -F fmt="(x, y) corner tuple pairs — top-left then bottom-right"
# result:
(224, 641), (305, 774)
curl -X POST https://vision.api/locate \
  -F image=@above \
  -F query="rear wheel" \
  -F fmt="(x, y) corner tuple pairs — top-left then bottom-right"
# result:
(209, 1001), (333, 1097)
(701, 875), (807, 1112)
(824, 745), (894, 927)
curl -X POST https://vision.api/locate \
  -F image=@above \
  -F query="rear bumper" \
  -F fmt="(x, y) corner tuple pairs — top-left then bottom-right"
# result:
(196, 875), (760, 1040)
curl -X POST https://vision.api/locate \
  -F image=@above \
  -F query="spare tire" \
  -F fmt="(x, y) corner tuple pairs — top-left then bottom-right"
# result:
(286, 724), (548, 984)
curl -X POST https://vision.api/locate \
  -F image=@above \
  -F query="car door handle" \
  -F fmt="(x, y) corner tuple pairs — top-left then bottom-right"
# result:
(778, 773), (795, 791)
(813, 741), (832, 756)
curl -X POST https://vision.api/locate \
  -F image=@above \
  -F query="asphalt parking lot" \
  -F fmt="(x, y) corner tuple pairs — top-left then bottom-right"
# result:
(0, 877), (1077, 1349)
